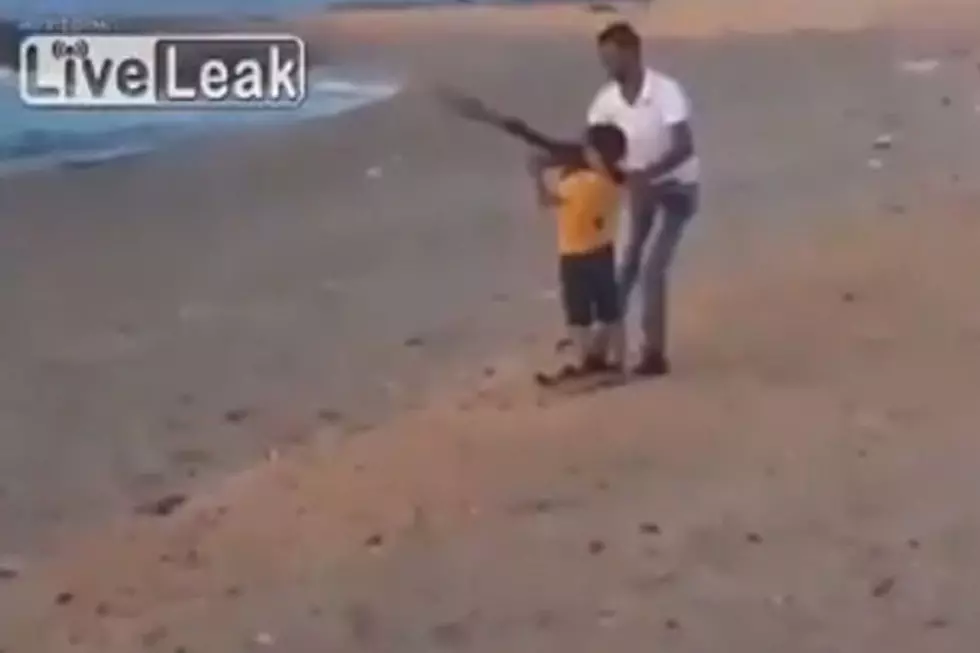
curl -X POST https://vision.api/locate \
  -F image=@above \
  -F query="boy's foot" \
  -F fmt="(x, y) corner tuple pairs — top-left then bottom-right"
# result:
(583, 355), (625, 376)
(534, 363), (585, 387)
(632, 350), (670, 377)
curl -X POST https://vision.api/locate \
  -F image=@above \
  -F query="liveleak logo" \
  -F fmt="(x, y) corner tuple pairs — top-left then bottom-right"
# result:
(19, 34), (307, 108)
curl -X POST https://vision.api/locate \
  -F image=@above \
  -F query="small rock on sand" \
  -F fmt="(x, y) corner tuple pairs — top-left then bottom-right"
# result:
(0, 555), (23, 580)
(318, 409), (343, 423)
(871, 576), (896, 597)
(588, 540), (606, 555)
(55, 591), (75, 605)
(639, 522), (661, 535)
(873, 134), (894, 150)
(136, 494), (187, 517)
(224, 408), (250, 424)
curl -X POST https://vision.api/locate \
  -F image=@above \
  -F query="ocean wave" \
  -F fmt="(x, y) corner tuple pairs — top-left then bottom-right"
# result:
(0, 70), (401, 176)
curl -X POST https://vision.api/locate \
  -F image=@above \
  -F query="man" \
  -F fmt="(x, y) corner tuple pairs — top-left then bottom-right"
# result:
(586, 21), (700, 377)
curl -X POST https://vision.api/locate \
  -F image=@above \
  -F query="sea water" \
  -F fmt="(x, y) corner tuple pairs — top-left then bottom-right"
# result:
(0, 67), (400, 175)
(0, 0), (412, 176)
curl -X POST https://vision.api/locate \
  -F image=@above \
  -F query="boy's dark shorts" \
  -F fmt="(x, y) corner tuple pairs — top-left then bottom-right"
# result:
(559, 244), (620, 327)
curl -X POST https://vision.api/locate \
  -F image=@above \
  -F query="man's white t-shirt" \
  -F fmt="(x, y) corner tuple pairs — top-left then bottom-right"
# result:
(587, 67), (699, 184)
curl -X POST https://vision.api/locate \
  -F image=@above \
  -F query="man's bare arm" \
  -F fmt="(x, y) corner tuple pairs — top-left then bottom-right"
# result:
(635, 122), (694, 182)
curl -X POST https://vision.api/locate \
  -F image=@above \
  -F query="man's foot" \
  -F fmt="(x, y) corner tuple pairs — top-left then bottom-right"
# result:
(632, 350), (670, 377)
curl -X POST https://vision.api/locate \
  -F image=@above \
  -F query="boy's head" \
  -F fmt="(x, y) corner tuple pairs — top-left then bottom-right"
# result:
(583, 123), (627, 175)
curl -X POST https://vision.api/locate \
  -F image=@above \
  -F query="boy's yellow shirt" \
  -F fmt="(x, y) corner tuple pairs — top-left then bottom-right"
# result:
(554, 169), (620, 255)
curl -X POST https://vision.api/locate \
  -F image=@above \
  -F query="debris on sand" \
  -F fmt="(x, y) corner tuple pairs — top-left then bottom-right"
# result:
(55, 591), (75, 605)
(365, 166), (383, 179)
(898, 58), (940, 75)
(317, 409), (343, 423)
(136, 493), (187, 517)
(907, 538), (921, 549)
(925, 617), (949, 629)
(403, 336), (425, 348)
(841, 291), (857, 303)
(253, 632), (275, 647)
(0, 555), (23, 580)
(665, 618), (681, 630)
(555, 337), (573, 352)
(588, 539), (606, 555)
(941, 96), (952, 107)
(364, 533), (384, 551)
(746, 532), (764, 544)
(873, 133), (894, 150)
(224, 408), (250, 424)
(867, 158), (884, 170)
(639, 522), (661, 535)
(871, 576), (896, 598)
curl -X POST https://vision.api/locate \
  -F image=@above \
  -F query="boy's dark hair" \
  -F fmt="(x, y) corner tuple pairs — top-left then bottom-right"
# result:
(596, 21), (641, 52)
(586, 123), (627, 174)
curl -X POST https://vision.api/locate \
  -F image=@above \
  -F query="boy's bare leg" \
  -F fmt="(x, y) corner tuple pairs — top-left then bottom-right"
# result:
(568, 325), (594, 368)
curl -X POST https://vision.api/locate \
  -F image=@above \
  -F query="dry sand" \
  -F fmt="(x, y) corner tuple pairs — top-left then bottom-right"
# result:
(2, 0), (980, 650)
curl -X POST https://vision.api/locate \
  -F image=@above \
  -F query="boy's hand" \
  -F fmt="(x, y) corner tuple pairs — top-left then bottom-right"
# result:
(529, 152), (560, 207)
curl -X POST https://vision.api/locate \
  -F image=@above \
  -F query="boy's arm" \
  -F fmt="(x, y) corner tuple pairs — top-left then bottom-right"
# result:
(527, 153), (561, 207)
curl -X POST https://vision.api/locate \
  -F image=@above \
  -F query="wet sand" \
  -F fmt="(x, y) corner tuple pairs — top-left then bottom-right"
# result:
(1, 0), (980, 650)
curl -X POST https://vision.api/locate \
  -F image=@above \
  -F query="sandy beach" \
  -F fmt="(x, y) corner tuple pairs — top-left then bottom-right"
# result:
(1, 0), (980, 650)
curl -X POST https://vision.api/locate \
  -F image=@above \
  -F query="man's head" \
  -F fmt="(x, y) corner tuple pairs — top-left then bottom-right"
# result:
(596, 21), (642, 82)
(583, 123), (627, 176)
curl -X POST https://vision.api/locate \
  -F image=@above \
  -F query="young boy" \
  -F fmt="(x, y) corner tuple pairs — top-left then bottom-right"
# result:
(438, 88), (627, 381)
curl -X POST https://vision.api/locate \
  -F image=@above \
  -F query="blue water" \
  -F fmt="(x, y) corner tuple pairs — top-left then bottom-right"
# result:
(0, 0), (419, 175)
(0, 68), (400, 175)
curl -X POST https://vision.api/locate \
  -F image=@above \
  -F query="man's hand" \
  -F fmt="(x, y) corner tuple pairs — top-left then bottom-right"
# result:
(626, 170), (650, 196)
